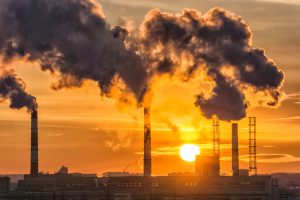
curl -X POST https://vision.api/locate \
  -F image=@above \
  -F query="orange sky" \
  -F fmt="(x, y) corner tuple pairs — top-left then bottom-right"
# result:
(0, 0), (300, 175)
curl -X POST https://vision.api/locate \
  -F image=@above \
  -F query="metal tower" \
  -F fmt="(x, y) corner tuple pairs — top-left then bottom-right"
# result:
(212, 117), (220, 175)
(249, 117), (257, 176)
(212, 117), (220, 157)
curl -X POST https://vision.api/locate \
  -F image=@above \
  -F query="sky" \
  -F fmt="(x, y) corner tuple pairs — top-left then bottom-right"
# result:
(0, 0), (299, 175)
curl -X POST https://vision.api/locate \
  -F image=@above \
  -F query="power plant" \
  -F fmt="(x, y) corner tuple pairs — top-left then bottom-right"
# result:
(0, 0), (289, 198)
(0, 109), (280, 200)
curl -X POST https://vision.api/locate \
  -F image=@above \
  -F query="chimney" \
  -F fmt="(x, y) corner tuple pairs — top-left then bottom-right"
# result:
(144, 106), (151, 177)
(30, 110), (38, 177)
(232, 123), (239, 176)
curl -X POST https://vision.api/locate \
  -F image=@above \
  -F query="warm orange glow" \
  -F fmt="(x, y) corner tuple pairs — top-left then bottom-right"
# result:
(0, 1), (299, 176)
(179, 144), (200, 162)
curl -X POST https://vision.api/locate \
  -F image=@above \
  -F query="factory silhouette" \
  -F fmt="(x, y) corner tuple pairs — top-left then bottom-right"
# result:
(0, 0), (289, 199)
(0, 108), (279, 200)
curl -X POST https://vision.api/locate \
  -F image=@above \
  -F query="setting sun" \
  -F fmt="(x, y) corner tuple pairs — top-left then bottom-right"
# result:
(179, 144), (200, 162)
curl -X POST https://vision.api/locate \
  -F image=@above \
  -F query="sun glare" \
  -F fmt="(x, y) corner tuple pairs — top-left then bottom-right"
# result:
(179, 144), (200, 162)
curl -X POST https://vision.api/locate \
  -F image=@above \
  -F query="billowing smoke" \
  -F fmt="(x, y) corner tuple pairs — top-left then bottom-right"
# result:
(138, 8), (284, 120)
(0, 70), (37, 111)
(0, 0), (284, 120)
(0, 0), (147, 100)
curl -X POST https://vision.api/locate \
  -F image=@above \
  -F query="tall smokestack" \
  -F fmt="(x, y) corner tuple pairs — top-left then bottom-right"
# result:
(232, 123), (239, 176)
(30, 110), (38, 177)
(144, 106), (151, 177)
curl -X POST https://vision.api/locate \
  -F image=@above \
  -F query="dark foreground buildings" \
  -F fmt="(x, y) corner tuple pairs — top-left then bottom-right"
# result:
(0, 173), (278, 200)
(0, 110), (280, 199)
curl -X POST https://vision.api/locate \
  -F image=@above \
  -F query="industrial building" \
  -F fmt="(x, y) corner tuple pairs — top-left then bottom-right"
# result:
(0, 177), (9, 193)
(0, 174), (278, 200)
(0, 109), (279, 200)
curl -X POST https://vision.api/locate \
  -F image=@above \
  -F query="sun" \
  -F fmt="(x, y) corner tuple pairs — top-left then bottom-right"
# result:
(179, 144), (200, 162)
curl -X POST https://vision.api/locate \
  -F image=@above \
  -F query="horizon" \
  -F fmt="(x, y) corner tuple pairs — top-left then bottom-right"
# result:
(0, 0), (299, 176)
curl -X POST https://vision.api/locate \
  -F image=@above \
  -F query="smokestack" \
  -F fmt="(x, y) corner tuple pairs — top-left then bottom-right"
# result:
(144, 106), (151, 177)
(232, 123), (239, 176)
(30, 110), (38, 177)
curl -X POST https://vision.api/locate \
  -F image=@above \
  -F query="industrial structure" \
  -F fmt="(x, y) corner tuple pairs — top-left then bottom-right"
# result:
(0, 110), (280, 200)
(232, 123), (239, 177)
(249, 117), (258, 176)
(144, 105), (151, 177)
(212, 117), (220, 175)
(0, 174), (276, 200)
(212, 117), (220, 158)
(195, 117), (220, 177)
(0, 177), (9, 193)
(30, 110), (39, 177)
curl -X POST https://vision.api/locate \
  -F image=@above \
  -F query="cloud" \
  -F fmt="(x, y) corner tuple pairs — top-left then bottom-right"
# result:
(255, 0), (300, 5)
(135, 146), (179, 156)
(0, 0), (285, 121)
(253, 154), (300, 163)
(0, 0), (148, 104)
(222, 153), (300, 163)
(99, 0), (172, 10)
(47, 133), (64, 137)
(135, 143), (249, 156)
(262, 145), (276, 148)
(282, 92), (300, 104)
(139, 7), (284, 120)
(0, 70), (37, 111)
(104, 131), (134, 152)
(267, 116), (300, 122)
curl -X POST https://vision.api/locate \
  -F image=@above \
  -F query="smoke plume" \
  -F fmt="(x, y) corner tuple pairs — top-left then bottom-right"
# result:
(0, 0), (284, 120)
(0, 70), (37, 111)
(138, 8), (284, 120)
(0, 0), (147, 100)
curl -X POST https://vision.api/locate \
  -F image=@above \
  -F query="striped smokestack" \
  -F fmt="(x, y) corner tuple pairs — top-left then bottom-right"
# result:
(30, 109), (38, 177)
(232, 123), (239, 176)
(144, 106), (151, 177)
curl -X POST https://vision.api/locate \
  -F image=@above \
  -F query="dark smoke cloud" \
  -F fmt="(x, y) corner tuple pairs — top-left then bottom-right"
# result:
(0, 70), (37, 111)
(0, 0), (284, 120)
(0, 0), (147, 99)
(138, 8), (284, 120)
(196, 70), (247, 120)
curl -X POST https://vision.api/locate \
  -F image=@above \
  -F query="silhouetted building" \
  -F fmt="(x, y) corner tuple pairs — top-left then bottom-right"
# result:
(0, 177), (10, 193)
(0, 175), (279, 200)
(239, 169), (250, 176)
(195, 155), (219, 176)
(56, 166), (69, 175)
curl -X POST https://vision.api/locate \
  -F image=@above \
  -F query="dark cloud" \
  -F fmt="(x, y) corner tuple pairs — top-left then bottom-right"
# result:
(138, 8), (284, 120)
(0, 71), (37, 111)
(0, 0), (147, 100)
(0, 0), (284, 120)
(196, 70), (247, 120)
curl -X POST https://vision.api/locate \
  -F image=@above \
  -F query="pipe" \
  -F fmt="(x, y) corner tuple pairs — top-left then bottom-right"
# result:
(144, 106), (151, 177)
(30, 109), (38, 177)
(232, 123), (239, 176)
